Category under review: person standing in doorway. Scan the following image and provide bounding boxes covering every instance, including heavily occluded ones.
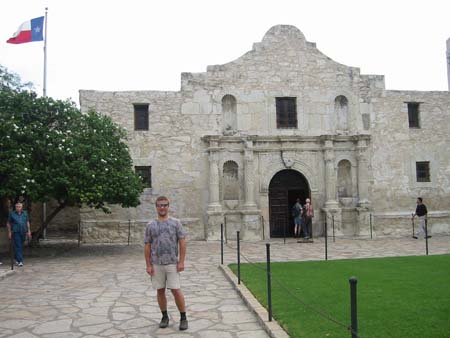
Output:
[302,198,314,240]
[144,196,188,331]
[6,201,31,267]
[412,197,429,239]
[292,198,302,238]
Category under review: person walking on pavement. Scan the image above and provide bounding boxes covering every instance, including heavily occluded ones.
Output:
[301,198,314,240]
[6,201,31,267]
[292,198,302,238]
[412,197,429,239]
[144,196,188,331]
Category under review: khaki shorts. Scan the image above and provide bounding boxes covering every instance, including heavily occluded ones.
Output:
[151,264,181,290]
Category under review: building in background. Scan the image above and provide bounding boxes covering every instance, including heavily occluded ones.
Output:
[75,25,450,241]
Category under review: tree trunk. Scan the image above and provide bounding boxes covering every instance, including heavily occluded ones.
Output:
[31,203,66,245]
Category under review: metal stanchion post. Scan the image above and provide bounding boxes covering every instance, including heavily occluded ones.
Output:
[220,223,224,265]
[237,231,240,285]
[266,243,272,322]
[324,219,328,261]
[425,219,429,256]
[370,213,373,239]
[349,277,358,338]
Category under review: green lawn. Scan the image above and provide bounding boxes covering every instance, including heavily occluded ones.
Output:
[229,255,450,338]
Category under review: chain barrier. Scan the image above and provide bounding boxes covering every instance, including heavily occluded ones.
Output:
[323,213,449,241]
[224,238,374,338]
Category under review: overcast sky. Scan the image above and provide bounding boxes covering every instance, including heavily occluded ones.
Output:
[1,0,449,105]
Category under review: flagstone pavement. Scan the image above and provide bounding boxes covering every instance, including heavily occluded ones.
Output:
[0,235,449,338]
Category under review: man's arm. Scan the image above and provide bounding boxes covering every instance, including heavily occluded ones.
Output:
[144,243,154,276]
[177,238,186,272]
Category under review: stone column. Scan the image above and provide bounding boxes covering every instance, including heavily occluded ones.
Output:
[241,138,260,240]
[208,152,221,211]
[356,139,370,208]
[206,138,223,240]
[243,141,257,209]
[324,139,338,208]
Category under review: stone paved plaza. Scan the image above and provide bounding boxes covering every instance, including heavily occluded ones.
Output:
[0,235,449,338]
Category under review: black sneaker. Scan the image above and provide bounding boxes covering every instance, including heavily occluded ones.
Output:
[159,316,169,328]
[425,235,432,239]
[179,319,188,331]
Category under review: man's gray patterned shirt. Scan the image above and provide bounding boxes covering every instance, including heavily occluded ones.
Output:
[144,217,186,265]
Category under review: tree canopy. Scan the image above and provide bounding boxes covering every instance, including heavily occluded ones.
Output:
[0,65,143,237]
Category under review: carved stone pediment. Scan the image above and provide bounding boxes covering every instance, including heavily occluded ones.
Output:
[281,151,295,168]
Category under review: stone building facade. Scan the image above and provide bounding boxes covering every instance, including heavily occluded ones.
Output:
[78,25,450,242]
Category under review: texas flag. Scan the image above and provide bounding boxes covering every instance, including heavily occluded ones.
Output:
[7,16,44,44]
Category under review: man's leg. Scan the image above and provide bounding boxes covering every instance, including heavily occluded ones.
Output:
[157,288,169,328]
[157,288,168,312]
[417,217,425,238]
[171,289,187,330]
[303,219,310,239]
[13,232,23,264]
[171,289,186,312]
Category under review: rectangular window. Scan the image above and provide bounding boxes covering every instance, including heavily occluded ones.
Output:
[407,102,420,128]
[134,104,149,131]
[276,97,297,129]
[416,161,430,182]
[135,166,152,188]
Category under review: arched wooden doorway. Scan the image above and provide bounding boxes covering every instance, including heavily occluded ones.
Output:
[269,169,310,238]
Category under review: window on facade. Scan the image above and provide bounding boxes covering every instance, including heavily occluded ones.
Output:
[276,97,297,129]
[407,102,420,128]
[135,166,152,188]
[134,104,149,131]
[416,162,430,182]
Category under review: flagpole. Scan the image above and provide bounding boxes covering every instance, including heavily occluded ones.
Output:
[42,7,48,239]
[43,7,48,97]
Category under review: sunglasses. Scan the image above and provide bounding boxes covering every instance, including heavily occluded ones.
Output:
[156,203,169,208]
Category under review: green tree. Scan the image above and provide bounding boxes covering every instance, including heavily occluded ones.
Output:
[0,66,143,240]
[0,65,33,91]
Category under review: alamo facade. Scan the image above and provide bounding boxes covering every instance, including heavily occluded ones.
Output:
[77,25,450,242]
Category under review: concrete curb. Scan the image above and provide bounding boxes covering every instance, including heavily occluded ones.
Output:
[219,264,290,338]
[0,269,16,281]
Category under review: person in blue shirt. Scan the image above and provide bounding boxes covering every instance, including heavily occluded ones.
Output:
[6,202,31,267]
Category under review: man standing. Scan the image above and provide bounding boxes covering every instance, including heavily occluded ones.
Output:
[412,197,429,239]
[6,201,31,267]
[301,198,314,240]
[144,196,188,331]
[292,198,302,238]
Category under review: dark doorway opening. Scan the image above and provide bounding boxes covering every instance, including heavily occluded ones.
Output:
[269,169,310,238]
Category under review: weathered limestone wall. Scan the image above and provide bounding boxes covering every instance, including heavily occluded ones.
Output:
[79,90,208,241]
[181,25,380,138]
[75,25,450,241]
[370,91,450,234]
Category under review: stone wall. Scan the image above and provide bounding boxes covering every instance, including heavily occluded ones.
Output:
[77,25,450,242]
[370,91,450,232]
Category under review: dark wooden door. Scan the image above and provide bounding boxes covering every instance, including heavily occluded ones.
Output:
[268,169,310,238]
[269,189,289,237]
